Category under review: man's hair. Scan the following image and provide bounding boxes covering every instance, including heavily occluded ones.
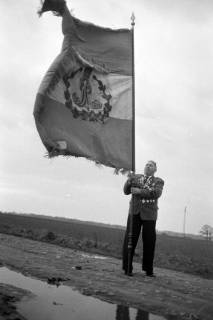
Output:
[148,160,157,169]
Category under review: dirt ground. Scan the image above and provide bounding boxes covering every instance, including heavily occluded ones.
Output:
[0,233,213,320]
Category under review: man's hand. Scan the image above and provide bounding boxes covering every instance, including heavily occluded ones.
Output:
[128,172,137,180]
[131,187,141,195]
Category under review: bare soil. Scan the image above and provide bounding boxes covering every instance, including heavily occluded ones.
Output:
[0,233,212,320]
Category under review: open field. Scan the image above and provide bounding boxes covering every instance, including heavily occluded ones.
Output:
[0,212,213,279]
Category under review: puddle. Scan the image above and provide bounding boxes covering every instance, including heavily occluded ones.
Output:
[0,267,166,320]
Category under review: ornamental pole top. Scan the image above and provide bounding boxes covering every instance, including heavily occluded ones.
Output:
[131,12,135,27]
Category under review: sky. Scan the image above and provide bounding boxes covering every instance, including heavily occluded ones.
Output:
[0,0,213,235]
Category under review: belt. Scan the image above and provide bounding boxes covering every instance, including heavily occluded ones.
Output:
[141,199,155,203]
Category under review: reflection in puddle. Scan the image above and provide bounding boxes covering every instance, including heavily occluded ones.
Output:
[116,305,165,320]
[0,267,166,320]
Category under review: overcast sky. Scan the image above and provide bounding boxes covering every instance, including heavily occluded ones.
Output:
[1,0,213,234]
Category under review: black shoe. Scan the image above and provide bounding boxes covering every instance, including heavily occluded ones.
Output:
[124,270,133,276]
[146,272,156,277]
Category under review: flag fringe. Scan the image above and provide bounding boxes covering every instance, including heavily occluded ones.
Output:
[44,149,130,175]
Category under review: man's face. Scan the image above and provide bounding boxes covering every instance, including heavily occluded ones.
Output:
[144,161,156,176]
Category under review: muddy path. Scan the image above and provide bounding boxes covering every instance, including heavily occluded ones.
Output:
[0,233,212,320]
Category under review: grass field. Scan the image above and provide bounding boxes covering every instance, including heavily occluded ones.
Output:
[0,212,212,279]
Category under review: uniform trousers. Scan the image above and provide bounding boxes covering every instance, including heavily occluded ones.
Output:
[122,213,156,274]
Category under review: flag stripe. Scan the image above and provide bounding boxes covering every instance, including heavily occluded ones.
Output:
[62,8,132,75]
[34,94,132,170]
[40,73,132,121]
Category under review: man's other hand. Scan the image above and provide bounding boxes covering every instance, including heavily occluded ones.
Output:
[131,187,141,195]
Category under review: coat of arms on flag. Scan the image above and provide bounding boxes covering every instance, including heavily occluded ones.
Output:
[34,0,133,172]
[63,66,112,123]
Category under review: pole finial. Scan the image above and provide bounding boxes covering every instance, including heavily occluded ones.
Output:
[131,12,135,27]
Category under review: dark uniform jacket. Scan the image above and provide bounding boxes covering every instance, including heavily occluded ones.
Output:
[124,174,164,220]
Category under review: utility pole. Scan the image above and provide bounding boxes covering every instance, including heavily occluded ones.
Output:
[183,206,187,237]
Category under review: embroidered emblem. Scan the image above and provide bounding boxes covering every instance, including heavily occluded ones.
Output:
[63,67,112,123]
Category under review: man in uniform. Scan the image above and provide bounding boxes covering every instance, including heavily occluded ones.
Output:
[122,160,164,277]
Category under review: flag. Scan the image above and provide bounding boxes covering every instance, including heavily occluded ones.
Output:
[34,3,133,171]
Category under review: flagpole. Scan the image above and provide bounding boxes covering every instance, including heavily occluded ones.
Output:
[127,12,136,276]
[131,12,136,173]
